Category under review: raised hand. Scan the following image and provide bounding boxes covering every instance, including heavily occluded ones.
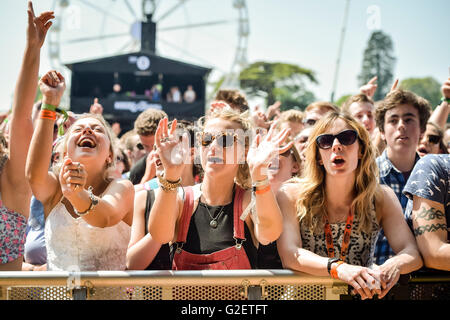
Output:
[59,157,87,197]
[441,77,450,99]
[154,118,190,181]
[390,78,399,92]
[247,123,293,181]
[27,1,54,49]
[251,105,271,129]
[90,98,104,114]
[39,70,66,106]
[359,76,378,98]
[265,101,282,121]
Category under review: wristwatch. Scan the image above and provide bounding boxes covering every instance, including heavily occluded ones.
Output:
[327,257,341,275]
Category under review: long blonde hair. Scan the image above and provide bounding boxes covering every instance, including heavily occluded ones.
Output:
[52,113,118,182]
[197,105,253,189]
[295,111,380,235]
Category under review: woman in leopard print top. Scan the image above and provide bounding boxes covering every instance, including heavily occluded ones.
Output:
[276,111,422,299]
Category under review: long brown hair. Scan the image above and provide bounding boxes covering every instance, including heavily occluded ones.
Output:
[295,111,381,234]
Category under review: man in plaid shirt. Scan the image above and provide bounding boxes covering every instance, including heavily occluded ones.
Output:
[374,90,431,265]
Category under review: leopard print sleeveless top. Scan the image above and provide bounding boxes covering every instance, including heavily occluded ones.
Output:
[300,206,380,267]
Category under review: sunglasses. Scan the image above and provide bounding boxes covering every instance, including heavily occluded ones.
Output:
[136,143,144,150]
[316,129,358,149]
[426,134,441,144]
[303,118,317,127]
[200,132,237,148]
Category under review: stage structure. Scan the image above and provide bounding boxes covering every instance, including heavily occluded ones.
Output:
[65,6,211,133]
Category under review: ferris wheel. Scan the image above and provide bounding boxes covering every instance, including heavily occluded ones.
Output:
[47,0,250,103]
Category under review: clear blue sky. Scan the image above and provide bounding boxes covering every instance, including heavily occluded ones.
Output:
[1,0,449,111]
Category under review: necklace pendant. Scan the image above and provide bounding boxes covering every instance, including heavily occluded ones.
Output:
[210,220,218,228]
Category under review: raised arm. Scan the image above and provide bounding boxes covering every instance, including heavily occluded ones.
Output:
[246,124,291,244]
[148,118,189,243]
[428,77,450,129]
[3,2,53,214]
[25,70,65,206]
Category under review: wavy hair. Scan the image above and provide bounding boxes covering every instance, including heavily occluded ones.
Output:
[52,113,119,182]
[295,111,381,235]
[197,104,253,189]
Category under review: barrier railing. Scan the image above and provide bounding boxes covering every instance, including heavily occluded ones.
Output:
[0,269,448,300]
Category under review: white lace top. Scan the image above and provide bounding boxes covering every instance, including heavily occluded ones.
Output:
[45,200,131,271]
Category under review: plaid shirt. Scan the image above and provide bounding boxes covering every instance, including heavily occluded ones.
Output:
[374,150,421,265]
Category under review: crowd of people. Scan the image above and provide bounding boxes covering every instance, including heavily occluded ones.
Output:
[1,2,449,300]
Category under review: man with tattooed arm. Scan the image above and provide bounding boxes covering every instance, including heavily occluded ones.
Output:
[403,154,450,271]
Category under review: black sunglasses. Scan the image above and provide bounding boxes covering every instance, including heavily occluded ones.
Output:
[136,143,144,150]
[426,134,441,144]
[316,129,358,149]
[303,118,317,126]
[200,132,237,148]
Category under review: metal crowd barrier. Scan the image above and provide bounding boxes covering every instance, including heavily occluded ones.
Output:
[0,269,448,300]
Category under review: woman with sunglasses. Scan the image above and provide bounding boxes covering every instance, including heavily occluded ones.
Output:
[277,111,422,299]
[148,106,291,270]
[417,121,448,157]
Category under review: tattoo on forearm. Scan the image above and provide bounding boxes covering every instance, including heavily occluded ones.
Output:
[414,224,447,236]
[414,207,445,221]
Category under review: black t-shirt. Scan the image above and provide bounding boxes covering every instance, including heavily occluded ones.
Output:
[144,189,172,270]
[129,154,148,185]
[170,198,258,269]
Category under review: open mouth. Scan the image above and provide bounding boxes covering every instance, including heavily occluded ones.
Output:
[77,137,96,148]
[155,158,162,167]
[331,156,345,166]
[417,146,428,155]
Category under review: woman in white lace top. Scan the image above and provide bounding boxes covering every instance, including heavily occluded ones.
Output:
[276,112,422,299]
[26,72,133,271]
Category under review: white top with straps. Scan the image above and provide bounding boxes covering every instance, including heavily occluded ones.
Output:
[45,200,130,271]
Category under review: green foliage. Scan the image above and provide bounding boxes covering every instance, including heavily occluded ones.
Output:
[399,77,441,108]
[239,61,318,110]
[335,94,352,108]
[358,31,396,101]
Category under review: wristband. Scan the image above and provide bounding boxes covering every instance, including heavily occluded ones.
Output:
[441,97,450,104]
[40,109,57,121]
[330,260,344,279]
[41,103,69,136]
[254,184,271,195]
[327,257,341,275]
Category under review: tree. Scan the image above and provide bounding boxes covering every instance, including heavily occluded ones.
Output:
[399,77,441,108]
[358,31,396,101]
[335,94,352,107]
[239,61,318,110]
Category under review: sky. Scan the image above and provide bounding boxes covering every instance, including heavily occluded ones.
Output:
[0,0,449,112]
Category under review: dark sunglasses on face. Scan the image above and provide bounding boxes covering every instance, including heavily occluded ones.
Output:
[316,129,358,150]
[200,132,237,148]
[136,143,144,150]
[426,134,441,144]
[303,118,317,126]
